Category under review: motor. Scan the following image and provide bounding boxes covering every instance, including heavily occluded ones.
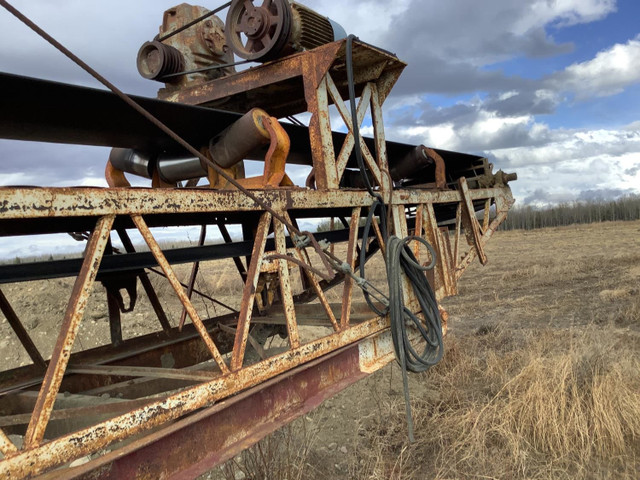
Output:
[225,0,346,62]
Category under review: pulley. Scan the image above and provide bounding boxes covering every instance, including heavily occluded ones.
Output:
[225,0,346,62]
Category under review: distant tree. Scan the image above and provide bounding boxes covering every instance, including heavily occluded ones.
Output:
[500,194,640,231]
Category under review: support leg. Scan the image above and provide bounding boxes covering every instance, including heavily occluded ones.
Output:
[0,289,46,369]
[116,229,172,334]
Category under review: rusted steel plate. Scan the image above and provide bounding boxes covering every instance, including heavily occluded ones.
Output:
[160,39,404,117]
[0,187,513,220]
[46,346,368,480]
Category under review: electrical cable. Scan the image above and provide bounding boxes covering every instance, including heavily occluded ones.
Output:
[386,236,443,441]
[346,34,444,442]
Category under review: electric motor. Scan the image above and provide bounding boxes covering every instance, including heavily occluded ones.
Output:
[225,0,346,62]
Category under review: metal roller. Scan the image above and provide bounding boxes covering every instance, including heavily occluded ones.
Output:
[109,148,206,184]
[208,108,271,167]
[108,108,273,183]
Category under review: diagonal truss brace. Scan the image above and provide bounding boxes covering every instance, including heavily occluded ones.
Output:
[24,214,115,448]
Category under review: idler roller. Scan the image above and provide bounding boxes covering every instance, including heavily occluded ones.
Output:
[108,108,273,183]
[389,145,436,182]
[208,108,271,167]
[108,148,205,184]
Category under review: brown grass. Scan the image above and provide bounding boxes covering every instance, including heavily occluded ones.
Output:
[209,220,640,479]
[6,221,637,477]
[350,221,640,479]
[353,325,640,479]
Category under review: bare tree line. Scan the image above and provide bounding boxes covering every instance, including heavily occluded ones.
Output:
[500,194,640,231]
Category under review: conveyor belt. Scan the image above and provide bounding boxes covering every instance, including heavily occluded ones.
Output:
[0,72,482,171]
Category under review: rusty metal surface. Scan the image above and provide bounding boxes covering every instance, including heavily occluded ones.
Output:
[0,7,518,478]
[46,346,370,480]
[273,217,301,347]
[0,428,17,457]
[231,212,272,371]
[161,40,405,116]
[0,311,236,397]
[0,163,515,480]
[132,215,230,375]
[225,0,292,62]
[178,225,206,330]
[65,365,218,383]
[458,176,488,265]
[340,207,362,328]
[0,314,390,479]
[0,186,513,221]
[23,215,115,449]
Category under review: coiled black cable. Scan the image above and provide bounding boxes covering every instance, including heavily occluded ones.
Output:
[386,235,444,441]
[346,34,444,442]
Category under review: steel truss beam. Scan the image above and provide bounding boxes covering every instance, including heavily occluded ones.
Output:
[0,22,515,478]
[0,185,513,479]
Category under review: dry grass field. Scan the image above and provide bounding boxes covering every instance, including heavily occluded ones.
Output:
[1,221,639,479]
[216,220,640,480]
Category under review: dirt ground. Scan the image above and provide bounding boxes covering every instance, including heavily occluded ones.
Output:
[1,220,639,478]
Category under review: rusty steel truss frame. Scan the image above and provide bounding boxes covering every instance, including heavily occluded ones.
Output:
[0,184,513,479]
[0,31,514,479]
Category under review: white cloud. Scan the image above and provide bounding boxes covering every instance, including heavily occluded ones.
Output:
[490,124,640,168]
[488,124,640,202]
[513,0,616,33]
[0,0,637,212]
[0,172,36,186]
[393,110,545,152]
[548,35,640,98]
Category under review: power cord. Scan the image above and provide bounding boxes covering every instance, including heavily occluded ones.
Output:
[346,34,444,442]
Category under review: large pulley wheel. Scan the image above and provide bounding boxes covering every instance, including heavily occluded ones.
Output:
[225,0,292,62]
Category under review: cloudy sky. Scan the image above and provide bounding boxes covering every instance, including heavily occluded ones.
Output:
[1,0,639,256]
